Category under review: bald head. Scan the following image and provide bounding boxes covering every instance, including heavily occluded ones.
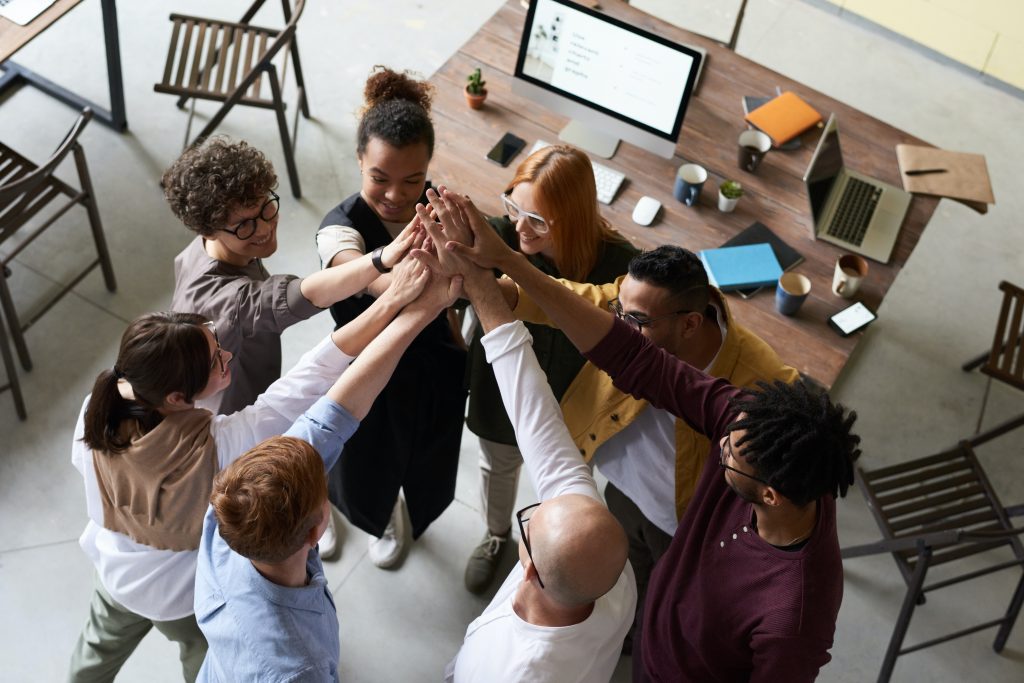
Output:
[527,494,628,607]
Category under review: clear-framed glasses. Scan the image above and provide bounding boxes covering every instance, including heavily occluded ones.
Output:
[219,191,280,240]
[607,298,692,331]
[203,321,227,374]
[719,432,771,486]
[516,502,545,589]
[501,193,549,234]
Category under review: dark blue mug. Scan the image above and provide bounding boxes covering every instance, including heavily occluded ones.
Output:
[776,273,811,316]
[674,164,707,207]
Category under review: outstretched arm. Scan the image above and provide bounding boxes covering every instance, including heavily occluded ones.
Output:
[329,269,462,420]
[301,217,424,307]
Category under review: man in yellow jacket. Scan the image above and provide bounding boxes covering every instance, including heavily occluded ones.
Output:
[512,246,799,655]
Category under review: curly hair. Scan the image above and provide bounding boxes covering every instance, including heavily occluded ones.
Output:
[161,136,278,236]
[211,436,328,563]
[728,380,861,507]
[357,66,435,158]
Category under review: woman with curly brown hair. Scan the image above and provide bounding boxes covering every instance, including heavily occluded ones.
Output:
[315,66,468,569]
[165,137,422,558]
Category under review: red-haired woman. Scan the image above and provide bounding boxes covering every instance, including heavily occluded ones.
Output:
[462,144,637,593]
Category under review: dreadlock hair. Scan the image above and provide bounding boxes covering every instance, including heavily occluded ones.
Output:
[727,380,861,507]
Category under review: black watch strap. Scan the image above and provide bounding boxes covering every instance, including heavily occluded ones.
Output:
[371,246,392,273]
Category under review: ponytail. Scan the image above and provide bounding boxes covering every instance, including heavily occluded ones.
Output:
[82,370,162,454]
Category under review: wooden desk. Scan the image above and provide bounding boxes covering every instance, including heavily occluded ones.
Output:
[426,0,938,389]
[0,0,126,130]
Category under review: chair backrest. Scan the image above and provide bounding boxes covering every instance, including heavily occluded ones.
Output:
[0,108,92,240]
[856,441,1024,582]
[982,281,1024,392]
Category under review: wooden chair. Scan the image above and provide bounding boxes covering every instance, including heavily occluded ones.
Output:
[962,281,1024,437]
[154,0,309,198]
[0,108,117,420]
[842,429,1024,682]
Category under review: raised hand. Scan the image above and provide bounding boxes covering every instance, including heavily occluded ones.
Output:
[384,256,430,309]
[380,214,426,269]
[408,268,463,316]
[437,190,518,271]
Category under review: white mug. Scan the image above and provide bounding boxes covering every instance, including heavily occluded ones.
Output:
[832,254,869,298]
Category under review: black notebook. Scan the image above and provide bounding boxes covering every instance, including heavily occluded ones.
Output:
[719,222,804,298]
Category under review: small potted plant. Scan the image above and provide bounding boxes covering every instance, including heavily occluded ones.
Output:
[718,180,743,212]
[465,68,487,110]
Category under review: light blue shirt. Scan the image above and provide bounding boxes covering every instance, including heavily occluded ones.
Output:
[195,397,360,682]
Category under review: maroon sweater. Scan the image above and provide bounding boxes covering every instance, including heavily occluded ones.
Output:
[585,318,843,682]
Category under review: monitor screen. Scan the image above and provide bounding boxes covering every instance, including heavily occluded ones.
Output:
[804,115,844,222]
[514,0,701,154]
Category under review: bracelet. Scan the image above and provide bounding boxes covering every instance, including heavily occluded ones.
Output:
[371,246,391,274]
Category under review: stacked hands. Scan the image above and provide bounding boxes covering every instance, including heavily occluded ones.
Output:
[408,186,515,293]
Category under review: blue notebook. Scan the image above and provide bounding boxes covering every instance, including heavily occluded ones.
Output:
[699,243,783,292]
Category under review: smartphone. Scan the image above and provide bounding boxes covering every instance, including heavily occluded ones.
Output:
[828,302,877,337]
[487,132,527,167]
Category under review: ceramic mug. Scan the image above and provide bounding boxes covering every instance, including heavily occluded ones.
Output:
[832,254,869,298]
[776,272,811,316]
[674,164,707,207]
[738,130,772,173]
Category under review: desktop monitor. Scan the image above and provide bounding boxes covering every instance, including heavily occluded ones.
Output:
[513,0,703,159]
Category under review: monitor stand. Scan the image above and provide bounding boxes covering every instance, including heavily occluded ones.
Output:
[558,120,620,159]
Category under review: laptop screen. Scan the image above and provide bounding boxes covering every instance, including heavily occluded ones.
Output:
[804,115,844,223]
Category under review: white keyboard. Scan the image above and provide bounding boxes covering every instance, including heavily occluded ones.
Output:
[529,140,625,205]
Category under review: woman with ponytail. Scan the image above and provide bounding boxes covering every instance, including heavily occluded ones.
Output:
[68,258,429,682]
[315,66,467,569]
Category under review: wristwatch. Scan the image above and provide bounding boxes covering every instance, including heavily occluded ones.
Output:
[371,246,392,274]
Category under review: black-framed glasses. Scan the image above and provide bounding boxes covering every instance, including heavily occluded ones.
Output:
[219,191,280,240]
[719,432,771,486]
[501,193,549,234]
[516,502,545,589]
[608,298,692,331]
[203,321,227,374]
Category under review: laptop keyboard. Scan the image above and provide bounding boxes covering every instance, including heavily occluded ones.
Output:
[826,177,882,246]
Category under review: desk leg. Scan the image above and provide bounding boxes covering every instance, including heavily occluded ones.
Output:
[0,0,127,131]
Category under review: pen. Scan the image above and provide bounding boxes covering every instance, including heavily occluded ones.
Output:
[905,168,947,176]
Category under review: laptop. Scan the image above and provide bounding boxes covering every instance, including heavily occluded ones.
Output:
[803,113,911,264]
[0,0,55,26]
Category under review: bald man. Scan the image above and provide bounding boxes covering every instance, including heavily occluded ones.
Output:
[435,206,636,683]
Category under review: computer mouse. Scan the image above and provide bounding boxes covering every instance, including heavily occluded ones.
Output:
[632,196,661,226]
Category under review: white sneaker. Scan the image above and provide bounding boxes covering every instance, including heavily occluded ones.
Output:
[318,505,341,561]
[368,497,408,569]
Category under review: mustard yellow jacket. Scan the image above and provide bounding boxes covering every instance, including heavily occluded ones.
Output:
[513,276,799,520]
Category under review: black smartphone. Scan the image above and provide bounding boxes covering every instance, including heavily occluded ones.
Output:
[828,302,877,337]
[486,132,527,167]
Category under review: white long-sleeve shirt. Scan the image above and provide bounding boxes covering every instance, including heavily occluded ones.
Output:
[71,335,353,621]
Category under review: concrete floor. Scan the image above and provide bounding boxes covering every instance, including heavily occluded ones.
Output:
[1,0,1022,681]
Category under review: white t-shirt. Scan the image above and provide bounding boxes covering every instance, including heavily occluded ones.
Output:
[447,562,636,683]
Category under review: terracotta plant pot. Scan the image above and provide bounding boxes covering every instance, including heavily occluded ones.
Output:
[465,87,487,110]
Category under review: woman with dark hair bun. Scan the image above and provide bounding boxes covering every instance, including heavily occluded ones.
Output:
[67,263,427,681]
[315,65,466,569]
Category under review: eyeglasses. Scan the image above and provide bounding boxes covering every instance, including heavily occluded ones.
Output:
[516,502,545,589]
[719,432,771,486]
[501,193,549,234]
[608,298,692,331]
[219,192,280,240]
[203,321,227,374]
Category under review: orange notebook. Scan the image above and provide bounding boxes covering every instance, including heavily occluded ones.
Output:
[744,92,822,146]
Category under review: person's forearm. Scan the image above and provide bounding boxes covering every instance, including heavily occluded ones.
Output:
[328,306,436,420]
[329,289,405,357]
[498,251,614,354]
[300,253,380,308]
[465,272,515,333]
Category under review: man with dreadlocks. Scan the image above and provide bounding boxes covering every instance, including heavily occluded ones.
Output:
[427,188,862,683]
